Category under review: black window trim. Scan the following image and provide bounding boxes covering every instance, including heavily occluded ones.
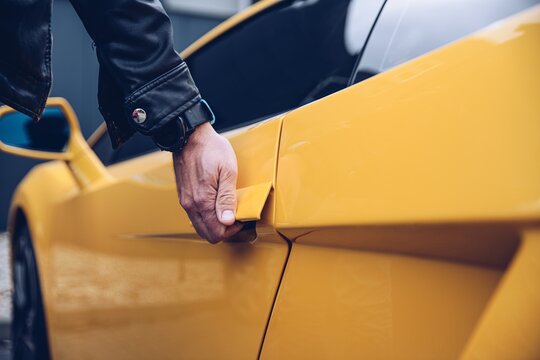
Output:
[347,0,389,86]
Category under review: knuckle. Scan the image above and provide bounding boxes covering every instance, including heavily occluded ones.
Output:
[206,231,223,244]
[194,228,206,240]
[207,224,226,244]
[222,165,238,179]
[192,193,204,206]
[207,236,221,245]
[200,209,217,222]
[192,193,207,207]
[225,165,238,177]
[179,196,194,210]
[217,191,236,206]
[193,193,215,211]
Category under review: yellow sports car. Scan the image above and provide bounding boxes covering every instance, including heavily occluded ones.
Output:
[1,0,539,359]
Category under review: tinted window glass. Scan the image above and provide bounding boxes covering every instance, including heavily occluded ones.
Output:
[110,132,157,164]
[91,131,157,166]
[92,0,388,165]
[91,131,114,165]
[187,0,385,131]
[354,0,539,81]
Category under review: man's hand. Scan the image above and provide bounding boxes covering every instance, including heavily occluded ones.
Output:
[173,122,243,243]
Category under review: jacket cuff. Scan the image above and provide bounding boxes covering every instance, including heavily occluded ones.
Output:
[124,62,201,135]
[0,60,51,121]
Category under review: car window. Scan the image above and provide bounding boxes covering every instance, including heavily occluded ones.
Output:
[91,130,114,166]
[353,0,539,82]
[91,130,157,166]
[92,0,387,165]
[186,0,385,131]
[110,132,157,164]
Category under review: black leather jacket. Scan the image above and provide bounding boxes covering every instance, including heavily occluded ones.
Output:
[0,0,201,148]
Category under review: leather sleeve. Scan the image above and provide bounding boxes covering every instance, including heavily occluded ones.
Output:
[0,0,52,120]
[69,0,201,144]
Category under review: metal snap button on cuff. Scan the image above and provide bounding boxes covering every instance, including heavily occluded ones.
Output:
[132,108,147,124]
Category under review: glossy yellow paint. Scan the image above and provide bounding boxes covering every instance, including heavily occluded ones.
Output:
[8,107,287,359]
[86,121,107,148]
[236,181,273,221]
[460,229,540,360]
[263,6,540,360]
[0,98,111,188]
[261,243,503,360]
[0,98,80,161]
[275,6,540,230]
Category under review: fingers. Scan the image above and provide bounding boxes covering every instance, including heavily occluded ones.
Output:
[200,206,227,244]
[180,185,240,244]
[190,210,243,244]
[173,125,242,244]
[222,222,244,239]
[215,166,238,226]
[188,210,213,242]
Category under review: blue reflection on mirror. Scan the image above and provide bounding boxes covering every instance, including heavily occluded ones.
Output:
[0,107,70,153]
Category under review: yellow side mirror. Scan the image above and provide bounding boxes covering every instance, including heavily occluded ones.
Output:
[0,97,110,188]
[0,97,82,161]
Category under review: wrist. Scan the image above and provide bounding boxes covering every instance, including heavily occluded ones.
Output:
[173,122,215,156]
[153,99,215,152]
[188,122,215,145]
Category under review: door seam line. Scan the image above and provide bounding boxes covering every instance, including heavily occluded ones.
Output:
[257,232,292,360]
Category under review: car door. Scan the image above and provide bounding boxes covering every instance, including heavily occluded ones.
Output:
[45,1,386,359]
[48,118,286,360]
[263,0,540,359]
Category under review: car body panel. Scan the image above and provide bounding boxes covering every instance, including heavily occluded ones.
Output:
[10,117,289,360]
[261,243,503,360]
[275,6,540,232]
[460,229,540,360]
[263,6,540,360]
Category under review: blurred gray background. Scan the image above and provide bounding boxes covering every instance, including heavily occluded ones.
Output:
[0,0,244,231]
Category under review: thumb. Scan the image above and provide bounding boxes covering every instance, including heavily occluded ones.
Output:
[216,169,237,226]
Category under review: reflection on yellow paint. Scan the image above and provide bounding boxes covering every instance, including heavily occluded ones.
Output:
[262,244,503,360]
[53,246,225,313]
[22,115,291,360]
